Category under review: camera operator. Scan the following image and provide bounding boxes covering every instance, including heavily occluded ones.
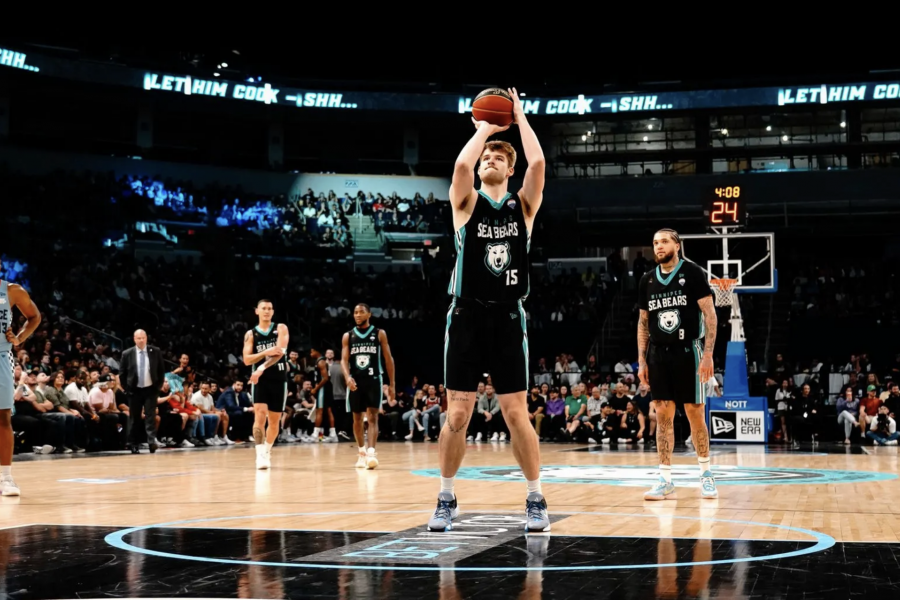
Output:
[865,405,898,446]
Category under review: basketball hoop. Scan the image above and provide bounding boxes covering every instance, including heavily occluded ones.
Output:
[710,278,738,307]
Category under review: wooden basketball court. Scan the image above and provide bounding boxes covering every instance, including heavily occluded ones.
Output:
[2,440,898,598]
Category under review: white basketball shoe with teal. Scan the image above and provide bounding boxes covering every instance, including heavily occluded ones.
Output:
[700,470,718,499]
[644,476,676,500]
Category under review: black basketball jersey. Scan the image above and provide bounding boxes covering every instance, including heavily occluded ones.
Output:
[250,323,287,382]
[447,190,531,303]
[313,356,332,397]
[638,259,712,346]
[347,326,382,382]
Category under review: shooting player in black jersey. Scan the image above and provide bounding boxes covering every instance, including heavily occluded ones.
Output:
[429,88,550,533]
[341,303,396,470]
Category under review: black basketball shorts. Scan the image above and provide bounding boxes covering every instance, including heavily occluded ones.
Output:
[251,380,288,413]
[347,378,382,413]
[444,297,529,395]
[647,340,707,406]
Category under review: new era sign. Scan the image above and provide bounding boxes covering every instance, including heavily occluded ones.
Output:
[709,410,765,442]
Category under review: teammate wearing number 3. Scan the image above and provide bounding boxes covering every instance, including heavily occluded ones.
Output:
[430,88,550,533]
[637,229,719,500]
[342,303,395,470]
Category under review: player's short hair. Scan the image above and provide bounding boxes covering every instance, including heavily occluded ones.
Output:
[257,299,273,307]
[482,141,517,169]
[355,303,371,313]
[655,228,681,245]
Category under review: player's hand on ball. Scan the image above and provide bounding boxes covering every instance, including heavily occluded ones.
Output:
[508,88,525,123]
[471,117,509,135]
[698,354,714,383]
[637,360,649,387]
[347,377,357,391]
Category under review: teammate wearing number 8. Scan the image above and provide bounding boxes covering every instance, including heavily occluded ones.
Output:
[638,229,719,500]
[432,87,550,533]
[341,303,395,470]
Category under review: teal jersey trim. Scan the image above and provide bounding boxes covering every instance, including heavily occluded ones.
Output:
[655,260,685,286]
[478,190,511,210]
[443,299,456,384]
[353,326,374,339]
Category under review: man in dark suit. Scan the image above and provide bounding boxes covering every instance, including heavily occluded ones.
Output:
[215,380,254,441]
[119,329,166,453]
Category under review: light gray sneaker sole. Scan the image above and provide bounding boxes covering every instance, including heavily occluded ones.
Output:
[427,507,460,531]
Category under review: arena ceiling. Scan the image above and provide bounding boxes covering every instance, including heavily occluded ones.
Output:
[4,35,895,96]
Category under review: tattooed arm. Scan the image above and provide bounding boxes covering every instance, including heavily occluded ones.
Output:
[697,296,717,382]
[637,309,651,386]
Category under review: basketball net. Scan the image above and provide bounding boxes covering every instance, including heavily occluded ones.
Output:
[711,278,745,342]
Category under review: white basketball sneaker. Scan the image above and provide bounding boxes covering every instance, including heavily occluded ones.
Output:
[0,476,20,496]
[366,447,379,470]
[356,450,367,469]
[255,445,268,470]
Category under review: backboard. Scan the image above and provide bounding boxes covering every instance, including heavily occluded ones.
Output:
[679,232,777,294]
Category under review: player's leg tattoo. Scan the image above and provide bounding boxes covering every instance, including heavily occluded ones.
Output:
[253,426,264,445]
[445,411,471,434]
[444,391,472,433]
[656,401,674,466]
[693,425,710,458]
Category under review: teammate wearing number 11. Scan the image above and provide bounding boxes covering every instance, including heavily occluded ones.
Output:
[243,299,289,471]
[431,88,550,533]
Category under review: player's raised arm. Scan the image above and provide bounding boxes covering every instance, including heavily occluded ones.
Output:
[450,119,508,209]
[509,88,545,216]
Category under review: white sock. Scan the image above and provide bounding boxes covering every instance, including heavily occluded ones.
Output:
[659,464,672,483]
[329,428,336,437]
[698,457,710,473]
[1,466,10,477]
[526,479,542,495]
[313,427,321,436]
[265,441,273,451]
[358,446,365,454]
[440,476,455,495]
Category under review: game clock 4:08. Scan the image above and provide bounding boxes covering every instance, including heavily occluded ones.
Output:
[707,185,743,226]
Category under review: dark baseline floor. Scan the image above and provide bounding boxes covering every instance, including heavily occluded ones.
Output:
[1,524,897,599]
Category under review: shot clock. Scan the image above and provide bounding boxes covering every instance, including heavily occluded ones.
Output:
[705,185,745,228]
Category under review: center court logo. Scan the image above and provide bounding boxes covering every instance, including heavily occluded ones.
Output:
[411,465,897,487]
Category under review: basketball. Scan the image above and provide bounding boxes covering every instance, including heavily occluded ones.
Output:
[472,88,514,126]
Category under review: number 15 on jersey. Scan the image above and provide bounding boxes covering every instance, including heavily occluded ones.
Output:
[505,269,518,286]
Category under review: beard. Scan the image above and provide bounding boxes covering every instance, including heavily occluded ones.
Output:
[655,248,676,264]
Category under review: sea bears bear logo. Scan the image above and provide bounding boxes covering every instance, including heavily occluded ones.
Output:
[658,309,681,333]
[485,242,511,276]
